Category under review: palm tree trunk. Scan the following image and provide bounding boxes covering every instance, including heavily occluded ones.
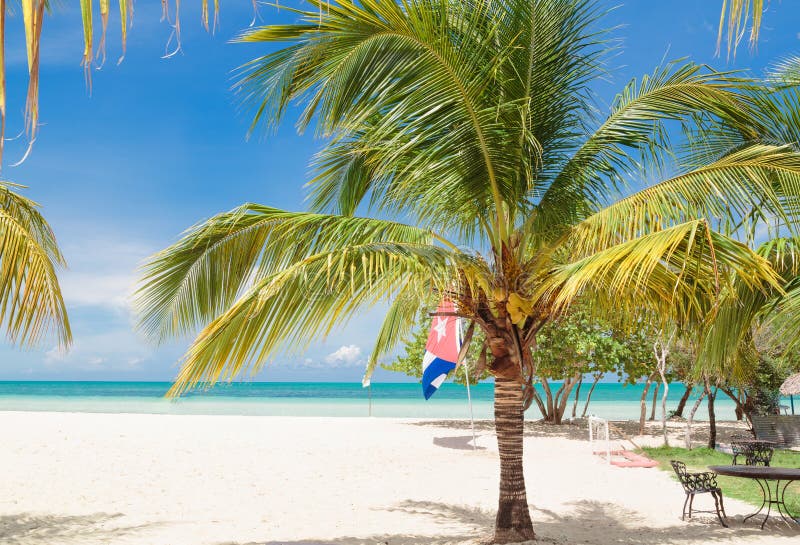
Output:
[494,376,535,543]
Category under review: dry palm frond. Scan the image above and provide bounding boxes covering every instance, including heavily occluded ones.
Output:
[717,0,764,59]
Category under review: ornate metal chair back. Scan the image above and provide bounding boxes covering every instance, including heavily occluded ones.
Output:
[670,460,693,492]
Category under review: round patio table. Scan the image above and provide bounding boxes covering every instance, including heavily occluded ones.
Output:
[709,465,800,529]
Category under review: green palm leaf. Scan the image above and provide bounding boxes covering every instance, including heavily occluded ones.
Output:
[0,182,70,348]
[534,220,780,327]
[135,203,452,343]
[165,239,476,396]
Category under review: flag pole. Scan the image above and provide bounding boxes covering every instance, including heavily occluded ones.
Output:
[463,360,477,450]
[362,374,372,417]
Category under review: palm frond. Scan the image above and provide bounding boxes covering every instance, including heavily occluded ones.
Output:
[166,240,474,396]
[134,203,454,343]
[534,220,780,328]
[533,62,756,238]
[563,144,800,255]
[717,0,764,59]
[234,0,538,241]
[0,182,70,348]
[363,281,421,380]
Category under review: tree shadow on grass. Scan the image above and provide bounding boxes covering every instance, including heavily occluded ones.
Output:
[216,498,797,545]
[0,512,160,545]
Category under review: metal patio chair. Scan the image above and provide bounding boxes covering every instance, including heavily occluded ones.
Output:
[670,460,728,527]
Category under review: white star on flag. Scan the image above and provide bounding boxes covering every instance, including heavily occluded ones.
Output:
[433,317,447,342]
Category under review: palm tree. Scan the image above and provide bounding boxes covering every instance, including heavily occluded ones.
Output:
[134,1,800,541]
[0,181,70,349]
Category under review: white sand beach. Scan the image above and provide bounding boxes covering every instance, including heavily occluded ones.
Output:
[0,411,796,545]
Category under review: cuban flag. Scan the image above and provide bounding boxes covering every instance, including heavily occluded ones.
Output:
[422,301,462,399]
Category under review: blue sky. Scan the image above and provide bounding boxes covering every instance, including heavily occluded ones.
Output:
[0,1,798,382]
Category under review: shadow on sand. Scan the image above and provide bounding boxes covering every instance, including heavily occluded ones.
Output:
[0,512,159,545]
[433,435,486,451]
[216,498,798,545]
[409,419,752,443]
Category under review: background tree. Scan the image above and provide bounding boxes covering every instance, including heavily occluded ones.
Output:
[668,339,698,419]
[533,307,627,424]
[134,2,800,541]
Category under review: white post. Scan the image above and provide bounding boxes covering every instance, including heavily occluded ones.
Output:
[463,363,477,450]
[362,374,372,417]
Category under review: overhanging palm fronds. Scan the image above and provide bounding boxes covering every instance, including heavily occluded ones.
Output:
[0,181,69,349]
[533,61,757,234]
[534,221,780,325]
[697,236,800,381]
[134,203,454,344]
[566,144,800,252]
[163,238,477,396]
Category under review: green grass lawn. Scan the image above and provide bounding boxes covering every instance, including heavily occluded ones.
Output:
[642,446,800,516]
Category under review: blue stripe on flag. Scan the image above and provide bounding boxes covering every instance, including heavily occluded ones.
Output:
[422,356,456,400]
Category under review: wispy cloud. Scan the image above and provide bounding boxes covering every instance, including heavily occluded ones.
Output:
[59,237,154,312]
[43,327,153,372]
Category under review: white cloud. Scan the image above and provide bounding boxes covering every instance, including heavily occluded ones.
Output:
[58,238,155,312]
[60,272,136,310]
[324,344,362,366]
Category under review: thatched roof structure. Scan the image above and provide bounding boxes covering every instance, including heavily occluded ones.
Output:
[780,373,800,396]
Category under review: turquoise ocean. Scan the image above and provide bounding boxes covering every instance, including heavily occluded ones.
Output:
[0,381,793,420]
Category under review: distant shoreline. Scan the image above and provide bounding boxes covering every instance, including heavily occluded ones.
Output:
[0,380,773,421]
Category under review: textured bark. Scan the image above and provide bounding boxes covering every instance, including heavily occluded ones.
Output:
[685,390,706,449]
[581,374,602,418]
[555,373,581,424]
[705,378,718,449]
[649,382,659,421]
[571,376,583,419]
[674,384,693,418]
[540,374,580,424]
[494,377,535,543]
[720,387,745,421]
[639,374,655,435]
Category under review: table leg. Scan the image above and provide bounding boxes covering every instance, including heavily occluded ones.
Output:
[761,478,774,530]
[776,480,799,525]
[743,478,768,525]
